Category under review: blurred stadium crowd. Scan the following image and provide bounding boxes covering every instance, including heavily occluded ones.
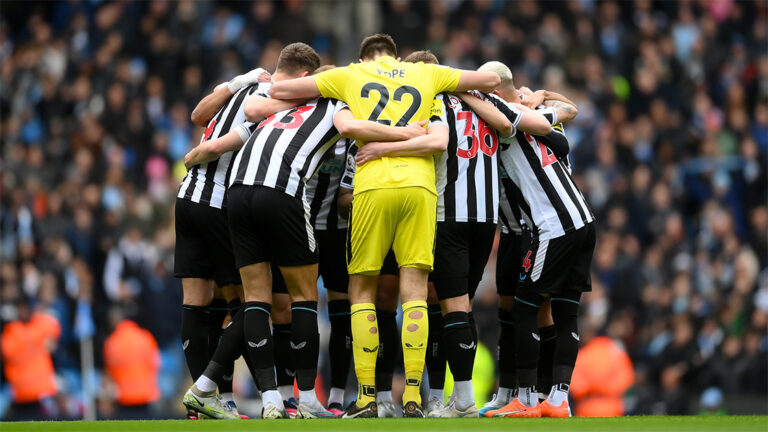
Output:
[1,0,766,420]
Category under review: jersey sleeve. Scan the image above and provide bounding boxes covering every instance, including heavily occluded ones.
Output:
[426,64,462,93]
[340,142,357,190]
[315,66,353,100]
[486,93,522,137]
[427,94,448,129]
[537,106,558,126]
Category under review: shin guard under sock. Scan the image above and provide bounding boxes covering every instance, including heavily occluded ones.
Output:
[350,303,378,407]
[328,300,352,390]
[401,300,428,405]
[291,301,320,391]
[243,301,276,392]
[181,304,209,381]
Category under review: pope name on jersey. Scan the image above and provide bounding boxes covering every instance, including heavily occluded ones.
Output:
[178,82,269,209]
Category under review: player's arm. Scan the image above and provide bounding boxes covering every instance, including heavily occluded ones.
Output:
[270,76,321,100]
[520,88,578,124]
[191,68,270,126]
[454,92,513,137]
[190,83,232,126]
[454,70,501,93]
[513,103,553,136]
[333,109,427,142]
[244,96,309,123]
[537,125,570,158]
[184,125,253,168]
[356,124,449,165]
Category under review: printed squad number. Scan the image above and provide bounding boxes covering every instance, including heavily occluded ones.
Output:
[260,105,314,130]
[456,111,498,159]
[361,82,422,126]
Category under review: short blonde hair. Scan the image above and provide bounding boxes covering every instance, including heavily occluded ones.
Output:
[478,61,514,88]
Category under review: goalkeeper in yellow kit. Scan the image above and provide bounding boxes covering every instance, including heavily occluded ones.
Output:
[271,34,500,418]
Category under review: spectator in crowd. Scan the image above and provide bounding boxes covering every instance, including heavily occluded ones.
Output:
[0,0,765,418]
[1,298,61,420]
[103,307,161,420]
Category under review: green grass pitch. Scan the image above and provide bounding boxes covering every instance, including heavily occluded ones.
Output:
[2,417,767,432]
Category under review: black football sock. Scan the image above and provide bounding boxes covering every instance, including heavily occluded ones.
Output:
[375,309,398,392]
[207,298,229,392]
[425,304,445,390]
[328,300,352,389]
[205,303,245,389]
[441,311,475,382]
[538,325,556,398]
[551,294,581,387]
[498,308,517,389]
[512,294,542,403]
[181,304,209,381]
[273,323,294,389]
[291,301,320,391]
[243,301,277,392]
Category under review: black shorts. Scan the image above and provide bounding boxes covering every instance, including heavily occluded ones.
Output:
[381,249,398,276]
[517,223,596,295]
[316,229,349,293]
[228,185,318,268]
[174,198,241,287]
[496,230,522,297]
[431,221,497,301]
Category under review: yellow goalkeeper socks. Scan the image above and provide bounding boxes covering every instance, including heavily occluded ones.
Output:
[350,303,378,407]
[401,300,428,405]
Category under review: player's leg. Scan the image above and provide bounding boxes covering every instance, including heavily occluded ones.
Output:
[541,224,595,418]
[271,277,297,418]
[393,187,437,417]
[374,254,400,418]
[318,228,352,415]
[174,199,217,386]
[180,278,214,383]
[424,284,444,415]
[429,222,472,417]
[537,299,555,402]
[343,189,395,418]
[482,230,522,415]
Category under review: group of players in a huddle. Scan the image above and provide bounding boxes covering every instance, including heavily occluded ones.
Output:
[174,33,595,420]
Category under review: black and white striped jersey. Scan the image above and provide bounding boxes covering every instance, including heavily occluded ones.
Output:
[498,165,523,235]
[177,82,270,209]
[305,138,353,230]
[228,98,347,202]
[429,92,514,223]
[492,98,595,241]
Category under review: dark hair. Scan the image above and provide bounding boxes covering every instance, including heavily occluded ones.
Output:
[313,64,335,75]
[276,43,321,75]
[403,50,439,65]
[359,33,397,60]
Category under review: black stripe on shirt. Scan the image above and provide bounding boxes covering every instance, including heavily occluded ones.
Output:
[444,102,458,221]
[276,99,331,191]
[517,135,574,232]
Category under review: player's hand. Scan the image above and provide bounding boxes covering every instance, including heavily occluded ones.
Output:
[228,67,268,93]
[522,89,545,108]
[184,149,196,169]
[404,120,427,138]
[258,71,271,82]
[518,86,534,96]
[356,142,386,165]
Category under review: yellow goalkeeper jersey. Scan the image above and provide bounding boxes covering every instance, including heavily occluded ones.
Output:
[314,56,461,195]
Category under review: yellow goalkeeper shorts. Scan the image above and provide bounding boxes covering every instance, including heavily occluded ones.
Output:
[346,187,437,275]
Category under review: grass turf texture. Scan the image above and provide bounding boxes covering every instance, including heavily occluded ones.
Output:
[2,417,766,432]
